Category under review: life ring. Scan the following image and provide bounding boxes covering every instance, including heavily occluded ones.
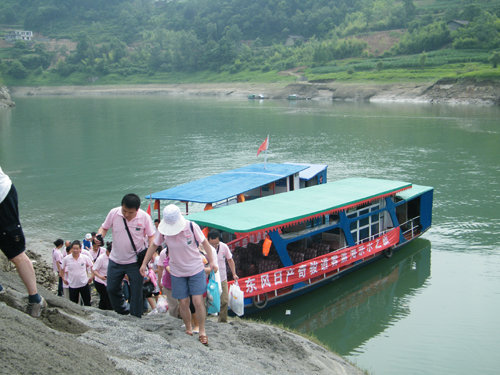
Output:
[384,247,393,258]
[252,294,268,309]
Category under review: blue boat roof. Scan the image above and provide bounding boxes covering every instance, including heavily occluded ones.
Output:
[285,162,327,181]
[146,163,309,204]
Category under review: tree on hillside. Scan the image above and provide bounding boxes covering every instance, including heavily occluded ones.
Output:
[490,51,500,68]
[391,21,451,54]
[452,11,500,49]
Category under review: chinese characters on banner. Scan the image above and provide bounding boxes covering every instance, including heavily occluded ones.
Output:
[229,227,400,298]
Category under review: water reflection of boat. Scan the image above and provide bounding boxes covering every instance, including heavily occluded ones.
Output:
[254,239,431,355]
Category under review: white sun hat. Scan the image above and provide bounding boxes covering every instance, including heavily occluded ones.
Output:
[158,204,187,236]
[85,233,92,240]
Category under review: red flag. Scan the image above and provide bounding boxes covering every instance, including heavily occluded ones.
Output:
[146,203,151,216]
[153,199,160,210]
[257,136,269,156]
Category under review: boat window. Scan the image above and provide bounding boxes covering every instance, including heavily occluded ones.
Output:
[230,240,283,281]
[348,201,384,244]
[360,216,369,227]
[285,227,344,264]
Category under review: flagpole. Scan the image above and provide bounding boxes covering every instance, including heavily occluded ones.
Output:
[148,191,152,217]
[264,135,269,169]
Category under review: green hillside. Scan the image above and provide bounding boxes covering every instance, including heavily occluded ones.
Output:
[0,0,499,85]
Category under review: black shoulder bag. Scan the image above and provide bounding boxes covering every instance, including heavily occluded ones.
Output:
[123,217,148,266]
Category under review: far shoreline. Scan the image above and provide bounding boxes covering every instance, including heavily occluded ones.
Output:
[7,80,500,105]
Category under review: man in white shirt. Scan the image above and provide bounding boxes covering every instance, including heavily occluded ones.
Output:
[207,230,238,323]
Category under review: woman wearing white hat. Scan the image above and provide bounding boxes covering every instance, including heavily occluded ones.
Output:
[140,204,217,346]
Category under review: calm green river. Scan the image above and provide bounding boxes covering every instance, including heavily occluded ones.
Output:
[1,95,499,374]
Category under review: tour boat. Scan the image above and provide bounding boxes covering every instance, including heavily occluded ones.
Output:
[145,162,328,218]
[187,177,433,314]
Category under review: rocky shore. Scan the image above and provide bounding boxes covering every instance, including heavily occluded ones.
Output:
[0,86,15,108]
[6,78,500,105]
[0,252,364,375]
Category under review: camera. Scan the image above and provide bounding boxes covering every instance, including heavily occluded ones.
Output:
[96,234,104,244]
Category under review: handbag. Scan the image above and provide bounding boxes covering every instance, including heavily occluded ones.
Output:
[123,217,147,266]
[206,270,221,314]
[229,282,244,316]
[143,281,155,298]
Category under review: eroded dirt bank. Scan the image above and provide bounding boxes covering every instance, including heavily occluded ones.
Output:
[7,79,500,105]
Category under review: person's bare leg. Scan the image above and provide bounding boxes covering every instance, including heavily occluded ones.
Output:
[192,294,207,337]
[10,252,37,295]
[147,296,156,310]
[192,312,199,333]
[178,297,192,334]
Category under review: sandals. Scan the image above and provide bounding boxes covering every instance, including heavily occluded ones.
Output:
[199,334,208,346]
[185,328,208,345]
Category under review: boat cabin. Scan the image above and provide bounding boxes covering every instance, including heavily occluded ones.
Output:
[146,162,327,216]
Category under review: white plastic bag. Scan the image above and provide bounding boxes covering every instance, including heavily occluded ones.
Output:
[156,295,169,313]
[228,282,244,316]
[214,268,222,294]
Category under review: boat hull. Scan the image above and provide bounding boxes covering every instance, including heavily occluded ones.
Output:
[237,228,429,315]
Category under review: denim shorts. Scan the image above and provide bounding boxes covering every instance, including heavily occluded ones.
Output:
[171,269,207,300]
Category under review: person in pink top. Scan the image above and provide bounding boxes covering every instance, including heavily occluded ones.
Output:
[96,193,156,318]
[140,204,217,346]
[92,241,112,310]
[89,240,106,263]
[157,247,180,318]
[207,230,238,323]
[52,238,65,296]
[60,240,93,306]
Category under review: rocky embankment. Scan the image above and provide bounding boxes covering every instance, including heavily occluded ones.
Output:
[0,252,364,375]
[7,78,500,105]
[0,86,15,108]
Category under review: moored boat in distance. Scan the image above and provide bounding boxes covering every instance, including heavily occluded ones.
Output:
[248,94,268,99]
[187,177,433,314]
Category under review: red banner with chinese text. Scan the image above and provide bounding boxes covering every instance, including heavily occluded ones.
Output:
[229,227,400,298]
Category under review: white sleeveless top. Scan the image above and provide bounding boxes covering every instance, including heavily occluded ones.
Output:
[0,166,13,203]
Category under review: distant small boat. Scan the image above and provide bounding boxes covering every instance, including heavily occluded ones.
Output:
[248,94,267,99]
[288,94,310,100]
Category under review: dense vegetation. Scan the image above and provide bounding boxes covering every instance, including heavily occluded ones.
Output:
[0,0,499,85]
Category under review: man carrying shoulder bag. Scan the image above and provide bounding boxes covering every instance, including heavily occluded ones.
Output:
[96,193,155,318]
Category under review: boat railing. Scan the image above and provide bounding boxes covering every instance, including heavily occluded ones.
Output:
[357,228,394,246]
[400,216,421,240]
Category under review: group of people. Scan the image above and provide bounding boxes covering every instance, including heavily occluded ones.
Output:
[53,193,238,346]
[51,234,112,309]
[1,163,237,346]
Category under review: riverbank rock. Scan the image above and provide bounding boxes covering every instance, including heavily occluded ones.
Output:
[9,78,498,105]
[0,86,15,108]
[0,252,364,375]
[420,78,500,105]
